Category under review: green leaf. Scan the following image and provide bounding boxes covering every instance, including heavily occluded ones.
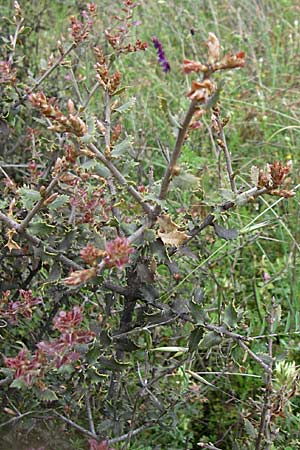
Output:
[214,223,238,240]
[94,162,111,178]
[58,230,76,251]
[139,284,159,303]
[224,303,238,329]
[98,357,130,371]
[111,86,127,97]
[39,388,58,402]
[143,229,157,243]
[244,418,257,438]
[114,97,136,113]
[172,172,200,190]
[48,194,69,211]
[19,26,32,36]
[80,133,95,144]
[28,220,56,237]
[115,338,139,352]
[111,136,133,158]
[188,327,203,352]
[18,186,41,209]
[10,378,28,389]
[188,300,207,325]
[200,331,222,349]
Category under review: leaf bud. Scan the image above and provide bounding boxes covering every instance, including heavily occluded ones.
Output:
[171,165,181,176]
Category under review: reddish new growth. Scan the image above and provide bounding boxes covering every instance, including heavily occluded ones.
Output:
[4,349,42,386]
[38,306,95,368]
[89,439,115,450]
[29,92,87,137]
[53,305,83,332]
[256,161,295,198]
[0,60,17,84]
[183,32,245,77]
[70,185,110,224]
[104,236,135,269]
[80,244,106,265]
[5,306,94,383]
[94,46,122,94]
[104,0,147,54]
[69,3,97,44]
[0,289,42,324]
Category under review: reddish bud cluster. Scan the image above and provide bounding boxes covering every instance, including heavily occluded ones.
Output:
[94,46,122,94]
[29,92,87,137]
[257,161,294,198]
[65,144,78,163]
[111,123,122,144]
[183,33,245,81]
[104,236,135,269]
[4,306,94,383]
[63,268,97,286]
[0,290,42,324]
[103,1,147,55]
[38,306,94,368]
[105,30,147,54]
[187,79,216,102]
[80,244,106,265]
[0,60,17,85]
[70,185,109,224]
[69,4,97,44]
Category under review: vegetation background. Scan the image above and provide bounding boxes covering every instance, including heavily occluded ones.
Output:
[0,0,300,449]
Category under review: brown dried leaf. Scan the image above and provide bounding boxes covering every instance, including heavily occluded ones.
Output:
[5,229,21,252]
[157,214,188,247]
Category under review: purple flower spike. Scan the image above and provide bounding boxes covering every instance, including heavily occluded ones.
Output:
[152,37,171,73]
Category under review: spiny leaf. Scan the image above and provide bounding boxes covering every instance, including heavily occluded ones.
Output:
[18,186,41,209]
[214,222,238,240]
[189,327,203,352]
[98,357,130,371]
[39,389,58,402]
[114,97,136,113]
[111,136,134,157]
[48,194,69,211]
[200,331,222,349]
[224,302,238,329]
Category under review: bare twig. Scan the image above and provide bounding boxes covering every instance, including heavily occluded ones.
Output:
[108,422,156,445]
[239,340,272,374]
[53,411,97,439]
[0,410,37,429]
[18,173,61,232]
[29,43,76,94]
[87,142,154,216]
[159,100,197,200]
[255,297,275,450]
[0,211,82,270]
[85,391,96,435]
[213,108,237,193]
